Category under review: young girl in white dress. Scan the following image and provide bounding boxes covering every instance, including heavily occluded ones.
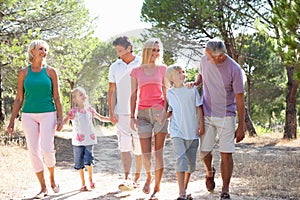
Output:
[57,86,110,191]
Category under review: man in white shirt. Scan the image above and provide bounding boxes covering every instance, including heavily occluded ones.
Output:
[108,36,142,191]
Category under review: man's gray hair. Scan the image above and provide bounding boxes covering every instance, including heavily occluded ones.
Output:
[206,38,227,56]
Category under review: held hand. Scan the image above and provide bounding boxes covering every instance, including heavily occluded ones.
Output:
[235,126,245,143]
[56,122,63,131]
[56,120,64,131]
[186,81,195,89]
[7,122,15,135]
[110,113,118,124]
[130,118,137,131]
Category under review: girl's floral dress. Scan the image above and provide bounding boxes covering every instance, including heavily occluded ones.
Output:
[68,107,97,146]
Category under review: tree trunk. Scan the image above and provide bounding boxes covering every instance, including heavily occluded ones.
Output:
[284,66,298,139]
[245,107,257,136]
[0,66,6,125]
[223,37,257,137]
[246,76,251,115]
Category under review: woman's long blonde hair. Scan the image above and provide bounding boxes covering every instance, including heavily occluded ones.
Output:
[141,38,163,65]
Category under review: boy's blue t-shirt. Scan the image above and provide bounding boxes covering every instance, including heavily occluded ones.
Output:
[167,86,202,140]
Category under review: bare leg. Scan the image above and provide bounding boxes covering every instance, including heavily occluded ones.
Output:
[220,152,233,194]
[184,172,191,191]
[48,166,57,189]
[120,151,132,180]
[86,165,94,185]
[36,170,47,193]
[134,154,142,183]
[176,172,185,197]
[152,132,167,194]
[200,151,213,177]
[79,169,85,186]
[139,134,152,194]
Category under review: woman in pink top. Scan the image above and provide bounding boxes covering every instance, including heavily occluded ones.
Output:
[130,38,168,199]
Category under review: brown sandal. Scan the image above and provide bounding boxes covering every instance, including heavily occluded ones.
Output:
[220,192,231,200]
[205,167,216,192]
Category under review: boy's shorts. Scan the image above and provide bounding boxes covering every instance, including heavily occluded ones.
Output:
[116,115,141,155]
[200,116,235,153]
[172,137,199,172]
[137,108,168,139]
[73,145,94,170]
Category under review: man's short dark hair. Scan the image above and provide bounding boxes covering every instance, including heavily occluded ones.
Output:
[112,36,133,52]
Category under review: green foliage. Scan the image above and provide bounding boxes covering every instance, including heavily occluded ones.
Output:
[254,124,271,136]
[1,0,93,96]
[185,68,198,83]
[256,0,300,79]
[239,33,286,124]
[0,0,100,120]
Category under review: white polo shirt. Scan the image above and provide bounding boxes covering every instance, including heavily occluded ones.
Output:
[108,56,141,115]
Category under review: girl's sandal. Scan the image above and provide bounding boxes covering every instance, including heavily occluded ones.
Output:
[90,182,96,189]
[80,185,88,192]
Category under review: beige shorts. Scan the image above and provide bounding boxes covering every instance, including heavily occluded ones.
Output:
[137,108,168,139]
[200,116,235,153]
[116,115,142,155]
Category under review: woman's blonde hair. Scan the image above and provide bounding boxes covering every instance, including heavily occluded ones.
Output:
[28,40,49,64]
[166,65,183,87]
[141,38,163,65]
[71,86,89,108]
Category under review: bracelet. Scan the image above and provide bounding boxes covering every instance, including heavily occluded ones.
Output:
[130,116,135,119]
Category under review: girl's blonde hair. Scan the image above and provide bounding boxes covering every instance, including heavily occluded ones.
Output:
[71,86,89,108]
[141,38,163,65]
[166,65,183,87]
[28,40,49,64]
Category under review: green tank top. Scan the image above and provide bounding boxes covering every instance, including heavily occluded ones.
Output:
[22,65,56,113]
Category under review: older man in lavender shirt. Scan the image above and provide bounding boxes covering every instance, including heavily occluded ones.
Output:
[194,38,245,200]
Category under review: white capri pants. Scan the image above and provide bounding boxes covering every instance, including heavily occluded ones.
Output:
[22,111,57,172]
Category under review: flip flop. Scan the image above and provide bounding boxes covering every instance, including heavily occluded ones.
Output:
[35,190,48,199]
[118,180,134,191]
[142,182,151,194]
[149,191,160,200]
[51,184,60,193]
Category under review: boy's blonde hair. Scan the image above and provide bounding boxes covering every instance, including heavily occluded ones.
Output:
[166,65,183,87]
[141,38,163,65]
[71,86,89,108]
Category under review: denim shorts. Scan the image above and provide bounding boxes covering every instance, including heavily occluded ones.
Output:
[172,138,199,172]
[73,145,94,170]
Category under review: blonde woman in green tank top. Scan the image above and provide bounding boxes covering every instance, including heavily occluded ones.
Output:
[7,40,63,198]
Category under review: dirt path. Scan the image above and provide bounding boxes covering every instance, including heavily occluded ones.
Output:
[0,128,299,200]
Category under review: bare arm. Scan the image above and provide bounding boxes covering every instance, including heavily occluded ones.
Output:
[186,73,202,89]
[47,67,63,125]
[194,73,202,86]
[56,115,70,131]
[7,68,26,134]
[235,93,245,143]
[157,76,168,124]
[198,105,205,136]
[94,112,111,123]
[108,82,118,124]
[130,77,138,131]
